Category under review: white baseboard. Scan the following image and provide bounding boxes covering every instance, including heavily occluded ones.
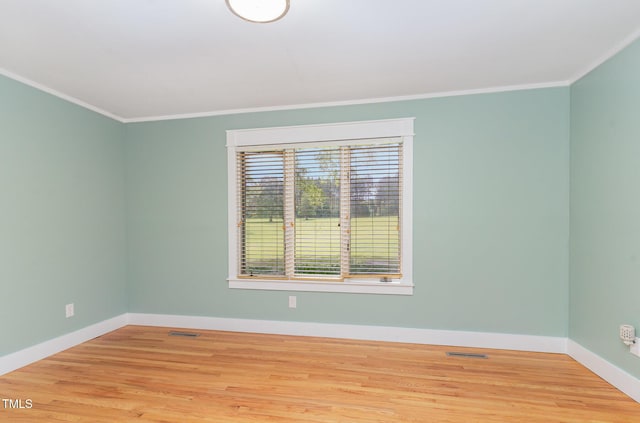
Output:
[127,313,567,354]
[567,340,640,402]
[0,314,128,376]
[4,312,638,404]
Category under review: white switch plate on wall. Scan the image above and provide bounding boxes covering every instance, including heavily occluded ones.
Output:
[288,296,297,309]
[65,303,74,318]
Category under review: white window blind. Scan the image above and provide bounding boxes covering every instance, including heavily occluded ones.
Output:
[294,147,342,277]
[236,140,402,281]
[348,143,402,276]
[237,151,285,276]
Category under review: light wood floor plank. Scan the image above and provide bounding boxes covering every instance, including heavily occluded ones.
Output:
[1,325,639,422]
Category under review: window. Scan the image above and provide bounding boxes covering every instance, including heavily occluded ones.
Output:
[227,118,413,295]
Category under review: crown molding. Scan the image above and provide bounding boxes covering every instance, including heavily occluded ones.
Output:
[123,81,570,123]
[0,67,125,122]
[570,27,640,84]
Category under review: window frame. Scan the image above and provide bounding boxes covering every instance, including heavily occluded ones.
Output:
[226,118,414,295]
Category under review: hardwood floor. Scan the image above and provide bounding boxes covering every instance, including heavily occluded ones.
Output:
[1,326,639,422]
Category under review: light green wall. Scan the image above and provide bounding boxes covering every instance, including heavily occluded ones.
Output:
[5,33,640,378]
[570,38,640,378]
[0,70,572,357]
[5,32,640,383]
[0,75,127,355]
[126,87,570,336]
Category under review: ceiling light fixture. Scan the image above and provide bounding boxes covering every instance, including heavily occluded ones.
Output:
[226,0,290,23]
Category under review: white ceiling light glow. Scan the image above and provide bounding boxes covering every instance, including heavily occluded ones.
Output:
[226,0,290,23]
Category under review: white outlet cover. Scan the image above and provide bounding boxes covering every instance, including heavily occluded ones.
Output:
[65,303,74,318]
[288,296,297,309]
[631,338,640,357]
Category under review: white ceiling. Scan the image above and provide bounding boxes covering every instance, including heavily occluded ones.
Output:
[1,0,640,122]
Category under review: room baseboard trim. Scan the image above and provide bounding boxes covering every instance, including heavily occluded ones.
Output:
[7,313,639,403]
[127,313,566,354]
[567,340,640,402]
[0,314,128,376]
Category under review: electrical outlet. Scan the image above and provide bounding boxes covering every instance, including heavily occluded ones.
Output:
[288,296,297,309]
[631,338,640,357]
[65,303,74,318]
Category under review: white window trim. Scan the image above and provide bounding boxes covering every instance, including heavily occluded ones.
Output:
[226,118,414,295]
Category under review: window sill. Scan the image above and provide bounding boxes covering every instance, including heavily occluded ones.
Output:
[228,278,414,295]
